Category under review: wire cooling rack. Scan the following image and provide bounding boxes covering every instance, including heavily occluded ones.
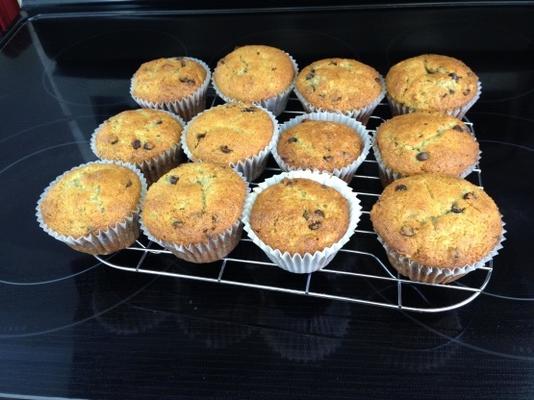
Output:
[95,90,493,313]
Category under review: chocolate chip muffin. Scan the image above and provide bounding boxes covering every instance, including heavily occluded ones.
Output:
[274,113,370,182]
[183,103,276,180]
[213,45,297,115]
[91,109,184,184]
[294,58,385,123]
[130,57,210,121]
[370,174,504,284]
[386,54,480,117]
[36,161,146,255]
[141,162,248,263]
[374,112,479,185]
[249,178,350,255]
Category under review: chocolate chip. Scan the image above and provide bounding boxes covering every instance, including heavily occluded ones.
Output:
[175,58,186,68]
[375,77,381,83]
[256,51,260,55]
[287,137,298,143]
[416,152,429,161]
[449,89,455,95]
[451,202,465,213]
[143,142,154,150]
[452,125,464,132]
[329,61,338,66]
[172,220,184,228]
[220,145,233,153]
[125,180,132,188]
[303,210,310,220]
[132,139,141,149]
[400,225,415,237]
[168,175,179,184]
[314,209,325,218]
[109,135,119,145]
[241,106,256,112]
[441,93,448,98]
[449,247,461,259]
[271,67,277,71]
[282,178,295,186]
[463,191,476,200]
[179,77,195,85]
[395,184,407,192]
[333,96,342,102]
[305,70,315,80]
[219,59,225,65]
[463,88,471,96]
[448,72,460,82]
[308,221,322,230]
[155,120,163,125]
[212,214,218,224]
[196,132,206,140]
[323,155,333,162]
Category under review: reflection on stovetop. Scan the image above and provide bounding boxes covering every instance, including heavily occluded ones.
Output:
[1,4,534,399]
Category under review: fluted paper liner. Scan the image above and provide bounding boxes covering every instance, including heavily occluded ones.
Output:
[181,103,279,181]
[212,51,298,116]
[372,123,481,186]
[293,75,386,125]
[376,220,506,284]
[140,171,250,264]
[272,111,371,183]
[242,170,362,274]
[130,56,211,121]
[90,110,186,185]
[36,160,147,255]
[387,81,482,119]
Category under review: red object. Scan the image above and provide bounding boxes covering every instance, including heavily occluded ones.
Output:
[0,0,19,32]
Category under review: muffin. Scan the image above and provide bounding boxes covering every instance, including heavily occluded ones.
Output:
[386,54,480,118]
[273,112,370,182]
[212,45,297,116]
[90,109,184,184]
[182,102,277,180]
[374,112,480,185]
[130,57,211,121]
[294,58,385,123]
[370,174,504,284]
[243,170,361,273]
[140,162,248,263]
[36,161,147,255]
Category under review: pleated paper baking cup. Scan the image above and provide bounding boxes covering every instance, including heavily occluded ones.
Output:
[212,52,298,116]
[130,57,211,121]
[372,124,481,186]
[36,160,147,255]
[242,170,362,274]
[293,75,386,125]
[90,110,186,185]
[377,221,506,284]
[387,81,482,119]
[181,104,279,181]
[140,171,249,264]
[272,111,371,183]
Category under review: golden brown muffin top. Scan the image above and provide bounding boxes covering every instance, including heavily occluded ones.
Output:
[370,174,502,268]
[213,45,295,102]
[277,120,363,171]
[386,54,479,111]
[39,163,142,238]
[185,103,274,165]
[250,178,349,254]
[376,112,479,177]
[295,58,383,111]
[94,109,183,164]
[132,57,207,103]
[142,162,247,245]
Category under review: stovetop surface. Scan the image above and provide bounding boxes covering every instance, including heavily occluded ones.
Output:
[1,4,534,399]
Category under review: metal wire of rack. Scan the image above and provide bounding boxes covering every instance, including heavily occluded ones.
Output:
[95,89,493,313]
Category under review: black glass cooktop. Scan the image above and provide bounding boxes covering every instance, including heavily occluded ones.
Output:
[1,3,534,399]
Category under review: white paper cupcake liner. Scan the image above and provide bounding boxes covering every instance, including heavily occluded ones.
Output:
[377,220,506,284]
[90,110,186,185]
[242,170,362,274]
[372,123,482,186]
[387,81,482,119]
[140,171,249,264]
[36,160,148,255]
[130,56,211,121]
[212,51,299,116]
[181,103,279,181]
[272,111,371,183]
[293,75,386,125]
